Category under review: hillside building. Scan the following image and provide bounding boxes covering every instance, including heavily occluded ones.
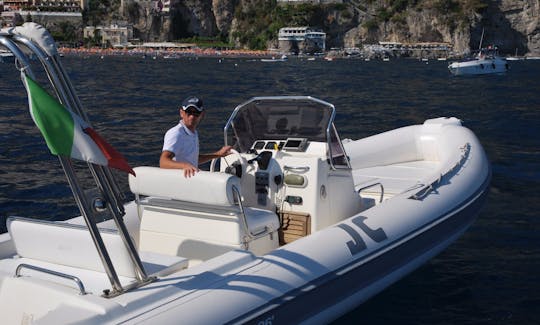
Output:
[84,24,133,47]
[1,0,86,11]
[278,26,326,54]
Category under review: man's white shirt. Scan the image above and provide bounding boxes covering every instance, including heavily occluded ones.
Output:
[162,120,199,166]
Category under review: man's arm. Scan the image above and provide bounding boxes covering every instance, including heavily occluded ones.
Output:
[160,151,198,177]
[198,145,233,164]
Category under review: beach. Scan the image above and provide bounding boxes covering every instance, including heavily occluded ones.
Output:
[58,46,275,58]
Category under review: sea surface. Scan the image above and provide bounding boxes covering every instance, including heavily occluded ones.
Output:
[1,55,539,324]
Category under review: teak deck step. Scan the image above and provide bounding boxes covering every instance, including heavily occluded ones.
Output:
[279,212,311,245]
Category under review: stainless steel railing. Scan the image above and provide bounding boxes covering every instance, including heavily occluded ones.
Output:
[16,263,87,295]
[1,26,151,296]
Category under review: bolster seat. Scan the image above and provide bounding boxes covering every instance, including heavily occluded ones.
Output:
[129,167,240,207]
[129,167,280,264]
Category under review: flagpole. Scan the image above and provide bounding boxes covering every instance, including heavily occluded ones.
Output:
[50,54,149,282]
[59,157,125,294]
[90,165,150,281]
[12,33,147,294]
[51,55,127,203]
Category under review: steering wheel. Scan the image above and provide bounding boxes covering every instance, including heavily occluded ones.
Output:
[210,149,247,178]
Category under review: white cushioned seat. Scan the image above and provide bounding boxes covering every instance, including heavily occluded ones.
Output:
[129,167,240,206]
[2,217,188,292]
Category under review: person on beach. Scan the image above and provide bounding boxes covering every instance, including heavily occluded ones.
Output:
[160,96,232,177]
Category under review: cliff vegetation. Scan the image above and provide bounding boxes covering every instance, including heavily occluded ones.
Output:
[79,0,539,56]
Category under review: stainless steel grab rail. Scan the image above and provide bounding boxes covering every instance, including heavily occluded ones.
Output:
[231,185,271,242]
[357,182,385,203]
[15,263,87,295]
[284,165,310,173]
[409,143,471,200]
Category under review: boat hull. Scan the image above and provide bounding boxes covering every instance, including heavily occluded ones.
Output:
[448,57,508,75]
[236,177,490,324]
[135,176,490,325]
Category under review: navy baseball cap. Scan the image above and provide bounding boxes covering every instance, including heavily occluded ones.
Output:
[182,96,204,112]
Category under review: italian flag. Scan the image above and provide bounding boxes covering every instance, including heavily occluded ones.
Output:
[23,74,135,176]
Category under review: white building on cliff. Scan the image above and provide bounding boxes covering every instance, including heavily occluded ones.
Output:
[278,26,326,54]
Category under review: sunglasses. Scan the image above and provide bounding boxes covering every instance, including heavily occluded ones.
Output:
[185,109,202,117]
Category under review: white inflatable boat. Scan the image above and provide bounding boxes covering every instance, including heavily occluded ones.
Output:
[0,24,491,324]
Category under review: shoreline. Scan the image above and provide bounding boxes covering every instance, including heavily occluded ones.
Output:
[58,47,276,58]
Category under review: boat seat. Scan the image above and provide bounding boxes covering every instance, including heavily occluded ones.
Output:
[129,167,241,207]
[0,217,188,294]
[129,167,279,265]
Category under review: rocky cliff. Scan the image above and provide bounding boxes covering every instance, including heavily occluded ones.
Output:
[121,0,540,56]
[481,0,540,55]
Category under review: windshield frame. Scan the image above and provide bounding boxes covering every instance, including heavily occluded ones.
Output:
[223,96,350,170]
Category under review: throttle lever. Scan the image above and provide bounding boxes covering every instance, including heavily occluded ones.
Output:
[247,151,272,170]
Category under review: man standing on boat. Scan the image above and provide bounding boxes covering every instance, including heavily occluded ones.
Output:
[160,96,232,177]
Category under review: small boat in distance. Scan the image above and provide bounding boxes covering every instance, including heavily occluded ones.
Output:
[261,54,288,62]
[0,23,491,324]
[0,50,14,63]
[448,46,508,75]
[507,48,525,61]
[448,29,508,75]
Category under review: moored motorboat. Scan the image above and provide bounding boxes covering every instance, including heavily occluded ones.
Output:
[506,48,525,61]
[0,23,491,324]
[448,46,508,75]
[261,54,288,62]
[448,29,508,75]
[0,49,14,63]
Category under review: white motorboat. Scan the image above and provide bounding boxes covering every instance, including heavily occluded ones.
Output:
[261,54,288,62]
[0,24,491,324]
[448,46,509,75]
[448,29,508,76]
[0,49,14,63]
[448,29,508,75]
[506,48,525,61]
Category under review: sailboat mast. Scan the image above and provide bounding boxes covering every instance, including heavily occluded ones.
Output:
[479,28,485,50]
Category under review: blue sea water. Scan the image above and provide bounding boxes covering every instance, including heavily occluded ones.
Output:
[1,55,539,324]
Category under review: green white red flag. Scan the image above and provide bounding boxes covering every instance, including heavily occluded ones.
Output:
[22,74,135,176]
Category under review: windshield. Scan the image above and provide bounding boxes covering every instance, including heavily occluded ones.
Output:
[224,96,351,169]
[225,97,334,152]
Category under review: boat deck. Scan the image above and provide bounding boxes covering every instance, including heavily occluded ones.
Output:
[352,160,440,203]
